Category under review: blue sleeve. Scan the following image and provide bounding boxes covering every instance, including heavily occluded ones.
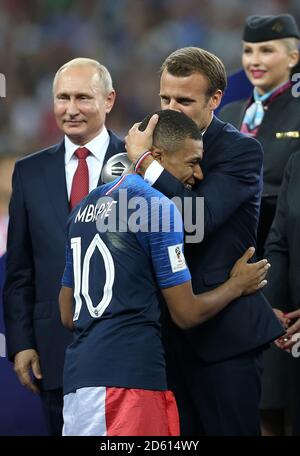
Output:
[136,196,191,289]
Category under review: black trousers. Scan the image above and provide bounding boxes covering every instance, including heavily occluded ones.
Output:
[165,334,264,436]
[40,388,64,436]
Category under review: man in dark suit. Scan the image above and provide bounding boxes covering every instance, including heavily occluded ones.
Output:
[3,58,125,435]
[125,47,284,435]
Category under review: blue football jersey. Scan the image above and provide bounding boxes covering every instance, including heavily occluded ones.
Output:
[62,174,190,394]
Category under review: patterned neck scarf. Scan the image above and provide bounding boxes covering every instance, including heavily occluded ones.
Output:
[241,80,292,137]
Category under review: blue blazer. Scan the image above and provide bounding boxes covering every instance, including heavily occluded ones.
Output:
[3,131,125,390]
[155,116,284,363]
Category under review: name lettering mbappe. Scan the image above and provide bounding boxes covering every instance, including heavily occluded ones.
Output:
[75,201,117,223]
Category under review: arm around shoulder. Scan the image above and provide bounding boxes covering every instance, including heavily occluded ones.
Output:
[162,248,269,329]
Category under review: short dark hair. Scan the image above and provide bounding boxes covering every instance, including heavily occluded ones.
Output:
[160,47,227,96]
[139,109,202,153]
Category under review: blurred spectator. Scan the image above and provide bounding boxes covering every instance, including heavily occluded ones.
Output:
[0,153,20,256]
[0,0,299,159]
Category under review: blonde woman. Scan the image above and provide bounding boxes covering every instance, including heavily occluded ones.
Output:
[220,14,300,260]
[220,14,300,436]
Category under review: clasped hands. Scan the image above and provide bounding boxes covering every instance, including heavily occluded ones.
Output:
[273,308,300,352]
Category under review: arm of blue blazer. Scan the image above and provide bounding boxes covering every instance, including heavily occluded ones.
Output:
[3,162,36,360]
[153,134,263,237]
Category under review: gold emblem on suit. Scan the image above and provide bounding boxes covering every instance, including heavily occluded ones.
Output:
[276,131,300,139]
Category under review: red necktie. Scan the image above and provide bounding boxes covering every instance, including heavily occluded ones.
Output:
[70,147,90,210]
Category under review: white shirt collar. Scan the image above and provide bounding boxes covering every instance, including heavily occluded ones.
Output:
[64,127,110,164]
[202,112,214,135]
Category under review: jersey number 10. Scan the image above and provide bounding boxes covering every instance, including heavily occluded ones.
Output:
[71,234,115,321]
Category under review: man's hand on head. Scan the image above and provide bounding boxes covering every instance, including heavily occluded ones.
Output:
[125,114,159,173]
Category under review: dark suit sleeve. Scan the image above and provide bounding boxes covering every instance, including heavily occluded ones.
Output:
[3,163,36,359]
[263,155,292,310]
[154,136,263,236]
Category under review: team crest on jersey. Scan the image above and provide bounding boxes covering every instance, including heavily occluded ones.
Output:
[168,244,187,273]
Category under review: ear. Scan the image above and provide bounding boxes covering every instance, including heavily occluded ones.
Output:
[105,90,116,113]
[288,50,300,69]
[151,146,163,163]
[208,89,223,111]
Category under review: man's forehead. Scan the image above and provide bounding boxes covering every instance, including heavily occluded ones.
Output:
[54,67,100,91]
[160,70,208,93]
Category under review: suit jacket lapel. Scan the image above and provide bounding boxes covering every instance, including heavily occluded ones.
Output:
[42,141,70,231]
[203,116,224,151]
[41,133,125,229]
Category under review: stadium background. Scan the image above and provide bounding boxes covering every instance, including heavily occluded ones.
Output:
[0,0,299,435]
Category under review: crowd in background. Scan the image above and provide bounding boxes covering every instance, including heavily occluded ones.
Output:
[0,0,299,158]
[1,0,300,437]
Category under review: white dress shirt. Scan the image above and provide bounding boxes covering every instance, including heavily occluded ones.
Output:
[64,128,110,199]
[144,160,164,186]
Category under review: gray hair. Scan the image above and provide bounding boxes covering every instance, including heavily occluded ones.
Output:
[53,57,113,95]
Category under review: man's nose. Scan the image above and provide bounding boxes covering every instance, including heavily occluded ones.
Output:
[66,98,80,116]
[168,99,181,112]
[194,164,204,181]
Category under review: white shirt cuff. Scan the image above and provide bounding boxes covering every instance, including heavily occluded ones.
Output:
[144,160,164,186]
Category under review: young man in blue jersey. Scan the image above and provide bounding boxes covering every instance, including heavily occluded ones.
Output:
[59,110,270,436]
[126,48,286,436]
